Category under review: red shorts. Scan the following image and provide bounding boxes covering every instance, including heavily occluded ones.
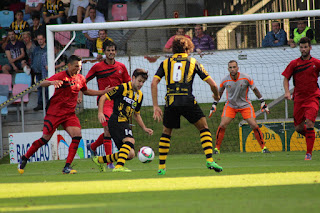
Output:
[43,113,81,135]
[293,98,319,126]
[101,100,114,127]
[222,103,256,120]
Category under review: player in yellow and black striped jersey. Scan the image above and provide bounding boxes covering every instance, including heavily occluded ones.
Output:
[92,69,153,172]
[151,35,223,175]
[9,10,29,40]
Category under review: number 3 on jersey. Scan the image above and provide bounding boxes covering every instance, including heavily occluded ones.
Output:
[173,62,183,82]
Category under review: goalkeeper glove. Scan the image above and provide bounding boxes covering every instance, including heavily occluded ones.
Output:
[209,101,218,118]
[259,98,270,114]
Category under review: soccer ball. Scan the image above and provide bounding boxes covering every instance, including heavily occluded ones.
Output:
[138,146,155,163]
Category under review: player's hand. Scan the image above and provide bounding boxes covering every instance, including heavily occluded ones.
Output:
[77,97,83,104]
[144,127,153,136]
[209,101,218,118]
[51,80,63,88]
[153,106,163,122]
[212,94,220,102]
[103,86,115,93]
[284,92,291,100]
[98,112,106,124]
[260,99,270,114]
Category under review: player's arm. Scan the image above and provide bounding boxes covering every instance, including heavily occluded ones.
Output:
[252,87,270,114]
[283,77,291,100]
[97,94,107,124]
[83,87,113,96]
[151,76,162,122]
[133,112,153,136]
[205,77,220,101]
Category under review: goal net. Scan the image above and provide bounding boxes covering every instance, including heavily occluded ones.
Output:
[47,10,320,158]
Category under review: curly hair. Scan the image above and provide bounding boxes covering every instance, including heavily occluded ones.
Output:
[172,35,194,54]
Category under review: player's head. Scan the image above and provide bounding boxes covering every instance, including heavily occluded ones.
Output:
[299,37,311,58]
[132,68,148,91]
[67,55,82,76]
[103,41,117,60]
[228,60,239,77]
[172,35,194,54]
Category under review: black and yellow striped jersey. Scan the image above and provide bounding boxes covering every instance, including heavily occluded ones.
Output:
[9,21,29,40]
[154,53,211,107]
[43,0,65,17]
[105,82,143,122]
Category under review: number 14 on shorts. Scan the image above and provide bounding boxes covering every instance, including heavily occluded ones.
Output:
[125,129,133,136]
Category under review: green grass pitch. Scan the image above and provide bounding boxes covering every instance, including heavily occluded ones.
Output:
[0,152,320,213]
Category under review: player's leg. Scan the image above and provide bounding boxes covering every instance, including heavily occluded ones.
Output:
[103,126,115,169]
[62,114,83,174]
[182,104,222,172]
[303,106,317,160]
[112,137,135,172]
[158,126,172,175]
[157,106,177,175]
[18,115,58,174]
[214,105,235,153]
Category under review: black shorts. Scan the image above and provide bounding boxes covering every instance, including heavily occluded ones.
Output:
[108,115,134,150]
[163,103,205,129]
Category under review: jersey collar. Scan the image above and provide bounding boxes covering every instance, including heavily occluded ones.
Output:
[172,53,189,58]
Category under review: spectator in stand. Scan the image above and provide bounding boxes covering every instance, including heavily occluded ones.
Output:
[30,13,46,45]
[92,30,113,60]
[262,21,287,47]
[288,19,316,48]
[54,40,68,70]
[21,31,35,76]
[22,31,36,63]
[9,10,30,41]
[85,0,105,19]
[25,0,45,25]
[31,34,47,111]
[192,24,214,54]
[67,0,89,23]
[1,30,26,75]
[42,0,65,25]
[0,25,7,52]
[163,28,191,53]
[83,7,105,53]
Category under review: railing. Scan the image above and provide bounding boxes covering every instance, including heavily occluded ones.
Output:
[0,80,47,159]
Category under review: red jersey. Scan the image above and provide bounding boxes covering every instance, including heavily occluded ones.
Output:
[86,60,131,89]
[282,57,320,102]
[46,71,88,116]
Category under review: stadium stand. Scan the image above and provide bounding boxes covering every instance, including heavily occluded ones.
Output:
[0,74,12,92]
[112,3,128,21]
[74,48,90,57]
[15,73,32,87]
[0,85,9,116]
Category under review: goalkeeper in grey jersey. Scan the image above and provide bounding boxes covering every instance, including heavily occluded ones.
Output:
[210,60,271,154]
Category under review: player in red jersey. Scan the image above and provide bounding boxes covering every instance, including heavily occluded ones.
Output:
[79,41,131,171]
[17,55,110,174]
[282,37,320,160]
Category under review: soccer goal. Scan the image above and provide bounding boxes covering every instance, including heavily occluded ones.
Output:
[46,10,320,158]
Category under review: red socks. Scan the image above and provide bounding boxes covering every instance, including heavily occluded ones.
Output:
[90,133,104,151]
[25,138,48,159]
[305,128,315,155]
[66,137,81,164]
[215,126,225,150]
